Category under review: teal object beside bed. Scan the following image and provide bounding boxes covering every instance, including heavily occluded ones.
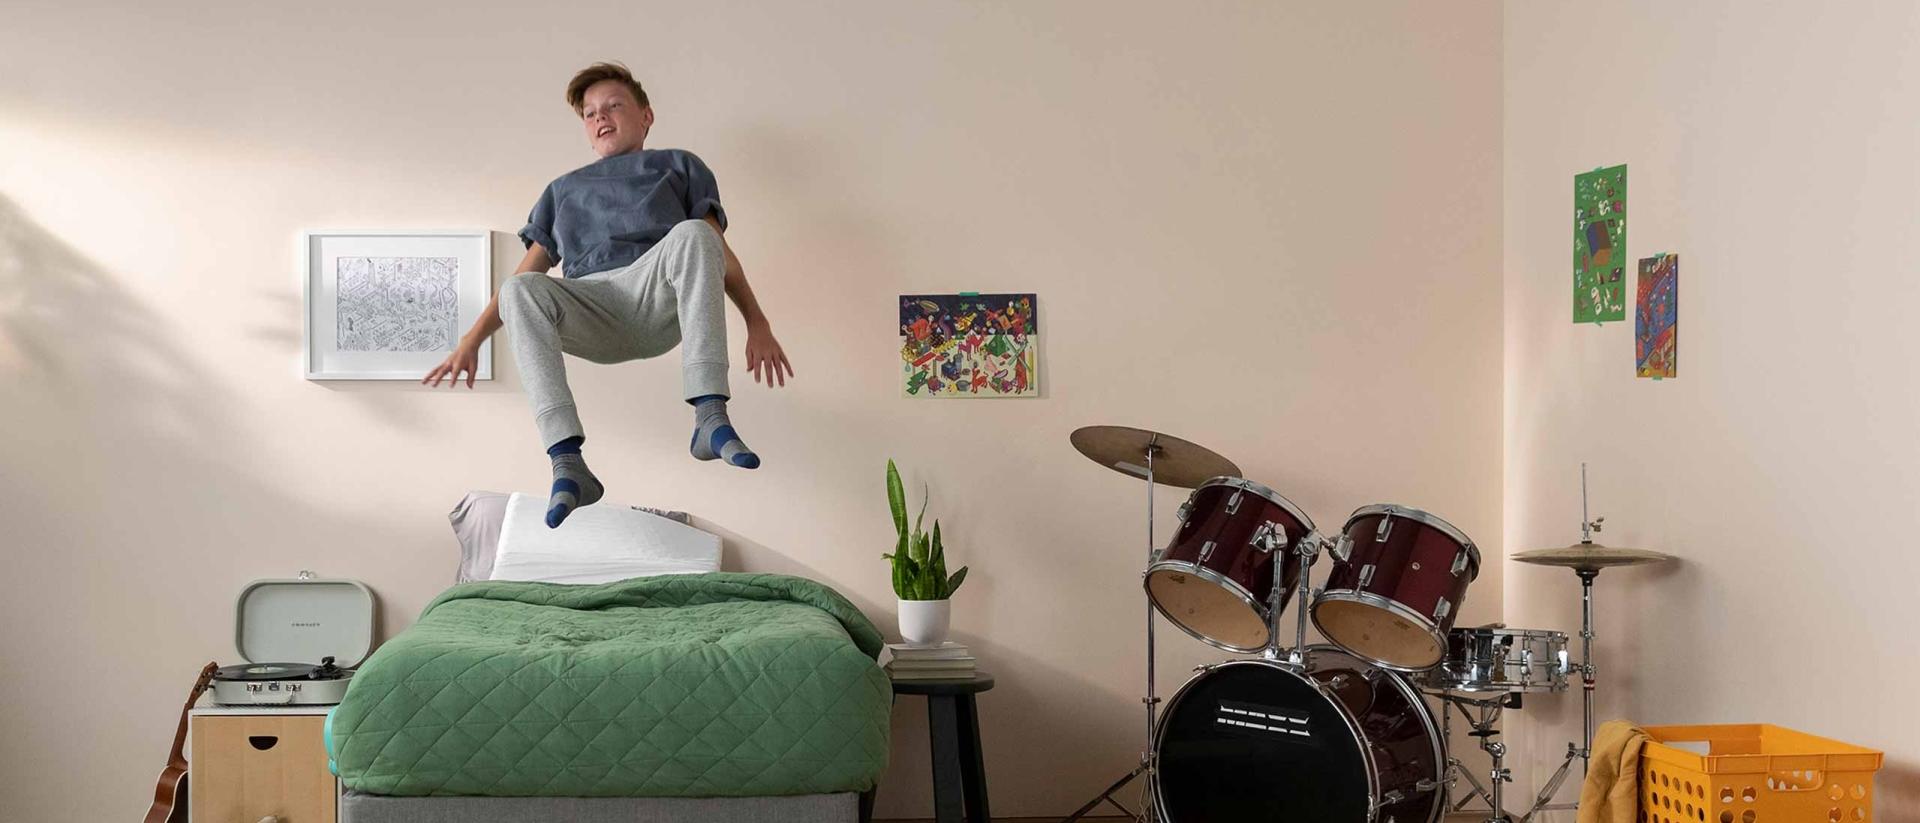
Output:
[326,573,891,797]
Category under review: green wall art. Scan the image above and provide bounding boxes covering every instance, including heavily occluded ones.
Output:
[1573,164,1628,323]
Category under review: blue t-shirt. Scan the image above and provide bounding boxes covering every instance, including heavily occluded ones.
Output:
[518,148,727,278]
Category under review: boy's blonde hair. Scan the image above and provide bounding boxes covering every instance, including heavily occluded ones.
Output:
[566,62,650,115]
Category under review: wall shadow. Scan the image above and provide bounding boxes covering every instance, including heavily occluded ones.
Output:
[694,513,1145,818]
[1876,757,1920,817]
[0,192,375,818]
[695,515,892,622]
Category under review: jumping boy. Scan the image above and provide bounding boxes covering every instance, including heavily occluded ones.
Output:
[425,62,792,527]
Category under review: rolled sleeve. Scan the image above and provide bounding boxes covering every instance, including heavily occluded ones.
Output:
[680,151,727,231]
[517,183,561,261]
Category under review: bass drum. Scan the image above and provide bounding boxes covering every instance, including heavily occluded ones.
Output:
[1153,648,1444,823]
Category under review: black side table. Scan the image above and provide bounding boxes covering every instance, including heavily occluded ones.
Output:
[891,672,993,823]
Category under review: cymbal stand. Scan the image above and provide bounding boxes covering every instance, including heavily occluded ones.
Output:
[1515,566,1598,822]
[1576,464,1600,763]
[1060,443,1163,823]
[1519,471,1607,821]
[1518,743,1581,822]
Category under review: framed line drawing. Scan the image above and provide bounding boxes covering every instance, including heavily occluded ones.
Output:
[302,230,492,380]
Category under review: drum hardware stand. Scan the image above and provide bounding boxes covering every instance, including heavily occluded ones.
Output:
[1286,534,1313,667]
[1262,528,1323,667]
[1437,692,1521,822]
[1062,441,1163,823]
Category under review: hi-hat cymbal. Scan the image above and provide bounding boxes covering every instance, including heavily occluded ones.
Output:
[1069,425,1241,489]
[1512,542,1675,572]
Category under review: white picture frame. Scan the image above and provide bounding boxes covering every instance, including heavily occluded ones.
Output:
[302,229,493,381]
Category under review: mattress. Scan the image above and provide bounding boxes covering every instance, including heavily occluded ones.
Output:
[325,573,891,798]
[338,789,863,823]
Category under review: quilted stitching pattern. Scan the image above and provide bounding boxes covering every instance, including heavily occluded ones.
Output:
[328,573,892,797]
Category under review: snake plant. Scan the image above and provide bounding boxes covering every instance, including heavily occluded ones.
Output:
[882,459,968,600]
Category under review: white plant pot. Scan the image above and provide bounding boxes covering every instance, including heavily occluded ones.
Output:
[897,598,952,645]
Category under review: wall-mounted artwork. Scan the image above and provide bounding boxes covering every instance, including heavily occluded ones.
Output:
[899,293,1038,398]
[1636,253,1677,379]
[1574,164,1628,323]
[304,230,492,380]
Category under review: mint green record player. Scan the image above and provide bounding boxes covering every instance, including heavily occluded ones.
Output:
[210,571,377,706]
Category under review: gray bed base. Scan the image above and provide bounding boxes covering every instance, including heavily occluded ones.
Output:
[339,789,876,823]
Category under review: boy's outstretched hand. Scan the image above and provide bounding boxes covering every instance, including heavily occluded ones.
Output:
[744,319,794,387]
[423,341,483,388]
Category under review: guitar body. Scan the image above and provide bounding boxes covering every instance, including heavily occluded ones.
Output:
[144,769,188,823]
[144,663,217,823]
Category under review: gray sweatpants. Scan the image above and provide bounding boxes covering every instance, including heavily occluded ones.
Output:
[499,219,730,448]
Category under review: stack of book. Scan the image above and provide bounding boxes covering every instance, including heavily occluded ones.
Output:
[884,642,976,681]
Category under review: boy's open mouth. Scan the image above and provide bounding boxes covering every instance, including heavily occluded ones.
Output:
[597,125,615,138]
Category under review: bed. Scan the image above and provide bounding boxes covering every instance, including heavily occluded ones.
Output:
[325,572,890,822]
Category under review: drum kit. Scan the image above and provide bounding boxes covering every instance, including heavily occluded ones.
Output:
[1064,427,1672,823]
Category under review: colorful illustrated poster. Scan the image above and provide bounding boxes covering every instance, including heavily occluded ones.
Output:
[1635,254,1677,378]
[1574,165,1628,323]
[900,293,1038,398]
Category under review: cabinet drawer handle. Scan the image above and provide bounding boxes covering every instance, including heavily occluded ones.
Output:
[247,735,280,751]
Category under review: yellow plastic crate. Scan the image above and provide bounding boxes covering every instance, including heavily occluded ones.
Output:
[1639,724,1884,823]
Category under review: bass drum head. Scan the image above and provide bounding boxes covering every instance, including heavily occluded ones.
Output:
[1153,652,1442,823]
[1145,564,1269,652]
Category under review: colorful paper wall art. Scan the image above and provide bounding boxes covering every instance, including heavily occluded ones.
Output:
[1635,254,1677,379]
[899,293,1038,398]
[1574,164,1628,323]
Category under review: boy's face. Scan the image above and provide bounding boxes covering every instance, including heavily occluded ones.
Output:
[580,80,652,158]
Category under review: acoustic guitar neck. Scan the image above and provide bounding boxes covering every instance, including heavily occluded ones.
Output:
[143,662,218,823]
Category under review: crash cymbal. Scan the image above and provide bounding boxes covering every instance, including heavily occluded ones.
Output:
[1069,425,1241,489]
[1512,542,1675,572]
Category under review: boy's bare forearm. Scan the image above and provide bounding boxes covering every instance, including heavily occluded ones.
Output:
[707,215,768,328]
[725,264,768,328]
[461,296,504,346]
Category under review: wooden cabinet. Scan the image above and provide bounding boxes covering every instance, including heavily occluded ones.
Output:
[189,705,337,823]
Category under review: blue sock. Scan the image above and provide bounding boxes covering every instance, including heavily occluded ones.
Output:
[688,395,759,469]
[543,436,601,527]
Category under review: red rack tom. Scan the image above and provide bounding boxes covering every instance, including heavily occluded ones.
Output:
[1145,478,1318,653]
[1311,504,1480,672]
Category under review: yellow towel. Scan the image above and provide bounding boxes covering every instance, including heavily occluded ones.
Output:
[1578,719,1648,823]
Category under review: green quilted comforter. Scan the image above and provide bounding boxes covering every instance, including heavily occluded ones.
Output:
[325,573,891,797]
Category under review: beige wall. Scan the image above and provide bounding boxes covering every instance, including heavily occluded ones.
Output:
[0,2,1502,819]
[1503,1,1920,819]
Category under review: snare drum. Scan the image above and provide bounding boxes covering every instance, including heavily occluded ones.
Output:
[1311,504,1480,672]
[1145,478,1317,653]
[1422,626,1572,693]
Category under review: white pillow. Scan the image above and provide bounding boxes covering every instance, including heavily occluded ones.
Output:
[449,491,692,583]
[490,492,721,584]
